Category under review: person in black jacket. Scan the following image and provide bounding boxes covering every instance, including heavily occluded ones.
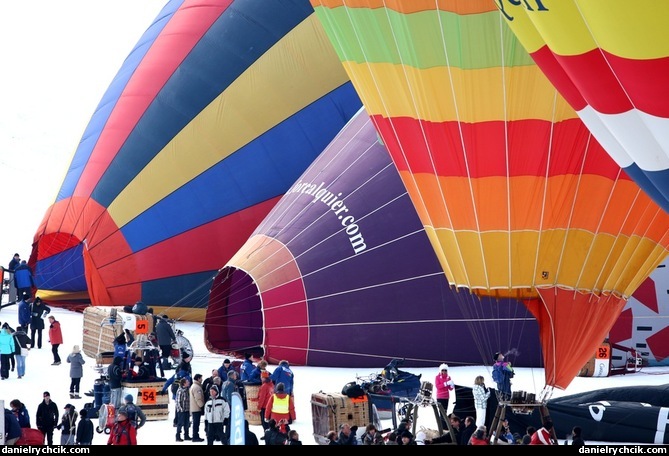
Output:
[29,297,50,349]
[56,404,77,445]
[571,426,586,447]
[107,357,124,409]
[35,391,58,445]
[244,419,259,445]
[76,409,94,445]
[154,315,176,370]
[459,416,477,445]
[263,419,287,445]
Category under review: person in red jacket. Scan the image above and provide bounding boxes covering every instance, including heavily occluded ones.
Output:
[266,382,296,424]
[257,372,274,431]
[47,316,63,366]
[530,420,557,445]
[107,410,137,445]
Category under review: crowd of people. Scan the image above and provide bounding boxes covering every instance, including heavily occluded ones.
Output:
[0,254,585,446]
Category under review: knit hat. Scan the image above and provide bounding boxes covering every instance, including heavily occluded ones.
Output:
[493,352,501,362]
[276,382,285,393]
[439,363,449,371]
[124,394,134,403]
[223,359,230,364]
[72,345,80,354]
[209,385,219,395]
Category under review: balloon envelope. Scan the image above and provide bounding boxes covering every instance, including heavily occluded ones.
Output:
[310,0,669,388]
[497,0,669,214]
[206,108,542,367]
[30,0,362,320]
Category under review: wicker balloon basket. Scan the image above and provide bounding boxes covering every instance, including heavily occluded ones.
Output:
[244,384,262,425]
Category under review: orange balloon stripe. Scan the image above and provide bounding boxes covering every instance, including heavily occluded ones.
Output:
[402,172,663,236]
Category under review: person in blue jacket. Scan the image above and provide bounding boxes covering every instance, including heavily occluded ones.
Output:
[10,399,30,428]
[270,360,294,396]
[4,407,22,445]
[18,295,31,329]
[13,261,34,301]
[240,353,255,382]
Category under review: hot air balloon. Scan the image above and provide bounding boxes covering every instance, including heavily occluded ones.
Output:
[310,0,669,390]
[206,107,542,368]
[30,0,362,321]
[496,0,669,213]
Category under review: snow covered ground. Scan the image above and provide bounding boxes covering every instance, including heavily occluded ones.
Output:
[3,305,668,445]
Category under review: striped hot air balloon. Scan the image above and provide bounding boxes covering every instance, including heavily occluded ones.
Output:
[30,0,362,321]
[310,0,669,389]
[497,0,669,213]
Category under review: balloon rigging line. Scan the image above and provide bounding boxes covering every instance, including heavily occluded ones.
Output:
[498,11,514,293]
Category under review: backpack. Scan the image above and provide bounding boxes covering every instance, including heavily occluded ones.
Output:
[492,364,502,384]
[124,404,138,426]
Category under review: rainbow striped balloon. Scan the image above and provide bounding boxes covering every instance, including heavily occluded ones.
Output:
[310,0,669,389]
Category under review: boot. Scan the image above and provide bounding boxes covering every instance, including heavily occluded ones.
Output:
[70,393,75,399]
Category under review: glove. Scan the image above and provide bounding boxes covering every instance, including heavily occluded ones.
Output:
[350,425,358,433]
[158,390,168,395]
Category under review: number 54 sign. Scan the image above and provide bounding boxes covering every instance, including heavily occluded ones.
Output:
[141,388,157,404]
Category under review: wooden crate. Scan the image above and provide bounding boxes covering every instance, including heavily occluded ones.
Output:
[82,307,154,359]
[122,381,169,421]
[311,392,370,445]
[244,384,262,425]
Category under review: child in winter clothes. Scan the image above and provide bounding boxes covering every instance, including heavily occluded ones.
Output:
[66,345,86,398]
[57,404,77,445]
[76,408,94,445]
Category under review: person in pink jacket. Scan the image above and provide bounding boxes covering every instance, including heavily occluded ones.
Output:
[435,363,454,427]
[47,316,63,366]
